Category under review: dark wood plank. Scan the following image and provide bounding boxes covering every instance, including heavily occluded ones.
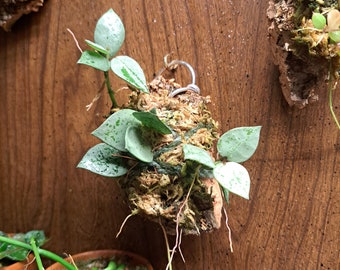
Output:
[0,0,339,269]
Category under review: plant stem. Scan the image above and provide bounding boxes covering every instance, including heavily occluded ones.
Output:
[104,71,118,109]
[116,210,138,238]
[39,250,76,270]
[30,238,44,270]
[329,83,340,130]
[160,222,172,270]
[328,64,340,130]
[104,261,116,270]
[0,236,76,270]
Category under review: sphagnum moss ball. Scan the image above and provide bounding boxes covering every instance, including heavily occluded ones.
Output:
[118,75,223,235]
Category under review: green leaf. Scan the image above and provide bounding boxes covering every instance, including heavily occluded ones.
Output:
[111,56,149,93]
[312,13,326,30]
[77,50,110,71]
[328,9,340,42]
[133,111,172,134]
[94,9,125,58]
[5,233,28,261]
[217,126,261,163]
[222,188,230,204]
[329,31,340,43]
[92,109,141,152]
[85,39,109,55]
[213,162,250,199]
[77,143,128,177]
[24,231,45,247]
[182,144,215,168]
[125,126,153,163]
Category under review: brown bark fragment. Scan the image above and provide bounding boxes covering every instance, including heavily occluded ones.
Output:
[0,0,44,31]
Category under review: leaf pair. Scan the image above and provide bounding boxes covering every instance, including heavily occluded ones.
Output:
[182,126,261,200]
[312,10,340,43]
[77,9,148,93]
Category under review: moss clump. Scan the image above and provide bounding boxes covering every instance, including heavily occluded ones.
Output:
[118,75,222,235]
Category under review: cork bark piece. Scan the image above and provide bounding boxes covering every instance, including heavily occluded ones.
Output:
[267,0,326,108]
[0,0,44,31]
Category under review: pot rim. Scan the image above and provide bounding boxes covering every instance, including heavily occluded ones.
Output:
[46,249,153,270]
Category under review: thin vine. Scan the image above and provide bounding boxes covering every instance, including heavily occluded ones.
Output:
[329,62,340,130]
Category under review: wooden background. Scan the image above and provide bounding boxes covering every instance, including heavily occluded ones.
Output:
[0,1,339,269]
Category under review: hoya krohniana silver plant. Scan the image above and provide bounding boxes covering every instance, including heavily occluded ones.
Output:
[77,9,261,239]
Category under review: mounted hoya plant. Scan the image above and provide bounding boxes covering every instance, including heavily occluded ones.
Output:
[76,8,261,269]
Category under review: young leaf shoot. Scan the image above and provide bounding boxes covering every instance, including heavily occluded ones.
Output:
[94,8,125,58]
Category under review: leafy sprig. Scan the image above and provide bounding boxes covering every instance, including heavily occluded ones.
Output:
[77,9,148,109]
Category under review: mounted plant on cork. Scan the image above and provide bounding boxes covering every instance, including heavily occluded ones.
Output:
[74,9,261,269]
[267,0,340,129]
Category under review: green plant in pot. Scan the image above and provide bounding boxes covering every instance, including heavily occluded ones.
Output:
[74,8,261,269]
[0,231,45,269]
[0,231,152,269]
[0,230,72,269]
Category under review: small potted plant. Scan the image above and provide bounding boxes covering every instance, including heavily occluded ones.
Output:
[74,8,261,269]
[0,232,153,270]
[0,230,45,270]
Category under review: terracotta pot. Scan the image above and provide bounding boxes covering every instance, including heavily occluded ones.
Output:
[46,249,153,270]
[1,253,37,270]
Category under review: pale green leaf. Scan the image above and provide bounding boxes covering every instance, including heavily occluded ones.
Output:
[125,126,153,163]
[94,9,125,58]
[183,144,215,168]
[77,143,128,177]
[329,31,340,42]
[111,56,149,93]
[328,9,340,42]
[85,39,109,55]
[77,50,110,71]
[213,162,250,199]
[24,231,46,247]
[217,126,261,162]
[312,13,326,30]
[92,109,141,152]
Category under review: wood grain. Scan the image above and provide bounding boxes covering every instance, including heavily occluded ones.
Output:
[0,0,339,269]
